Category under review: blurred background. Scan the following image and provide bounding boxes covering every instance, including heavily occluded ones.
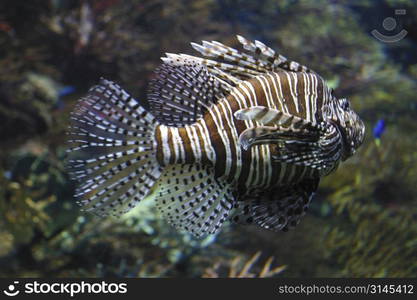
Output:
[0,0,416,278]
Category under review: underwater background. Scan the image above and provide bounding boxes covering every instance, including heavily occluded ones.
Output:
[0,0,416,278]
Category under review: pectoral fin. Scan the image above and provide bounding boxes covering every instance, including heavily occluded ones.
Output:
[238,126,319,151]
[236,109,342,174]
[234,106,319,130]
[272,123,343,175]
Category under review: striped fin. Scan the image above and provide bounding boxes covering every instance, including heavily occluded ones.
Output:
[162,53,243,88]
[272,124,343,174]
[66,78,163,217]
[234,107,342,173]
[233,179,319,231]
[236,35,313,73]
[188,35,314,82]
[154,164,235,237]
[237,123,341,174]
[273,150,330,171]
[272,124,342,175]
[238,126,319,151]
[148,61,230,126]
[191,40,266,78]
[234,106,329,151]
[161,53,237,89]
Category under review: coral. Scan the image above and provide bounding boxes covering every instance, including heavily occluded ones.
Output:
[202,251,286,278]
[0,143,77,275]
[320,131,417,277]
[324,203,417,277]
[321,131,417,214]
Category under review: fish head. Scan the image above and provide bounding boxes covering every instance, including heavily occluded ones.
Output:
[324,97,365,160]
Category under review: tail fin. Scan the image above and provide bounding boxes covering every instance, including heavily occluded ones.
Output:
[66,78,162,217]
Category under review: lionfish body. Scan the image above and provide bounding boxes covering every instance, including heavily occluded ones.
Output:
[67,36,365,237]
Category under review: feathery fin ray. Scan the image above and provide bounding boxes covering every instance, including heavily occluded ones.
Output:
[187,35,314,83]
[66,78,162,217]
[154,164,234,237]
[234,107,341,174]
[238,126,319,151]
[234,106,323,129]
[148,61,230,126]
[232,179,319,231]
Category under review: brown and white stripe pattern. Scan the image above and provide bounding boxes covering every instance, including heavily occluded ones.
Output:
[155,71,333,195]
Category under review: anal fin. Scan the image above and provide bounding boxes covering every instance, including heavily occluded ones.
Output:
[154,164,235,237]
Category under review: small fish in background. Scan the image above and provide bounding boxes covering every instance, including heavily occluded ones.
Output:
[373,119,385,147]
[66,35,365,237]
[56,86,76,109]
